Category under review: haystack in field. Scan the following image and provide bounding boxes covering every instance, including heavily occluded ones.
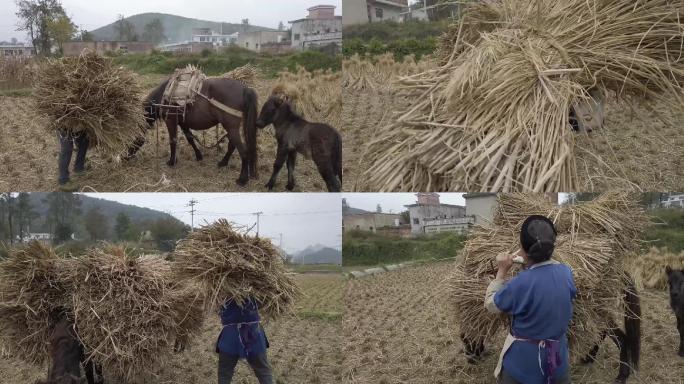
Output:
[33,51,147,157]
[342,53,432,92]
[0,242,68,365]
[64,245,201,381]
[632,247,684,290]
[273,67,342,128]
[448,192,648,361]
[221,63,259,88]
[366,0,684,192]
[173,219,301,319]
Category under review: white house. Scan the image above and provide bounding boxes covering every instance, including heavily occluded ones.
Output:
[0,44,36,57]
[663,194,684,208]
[289,5,342,50]
[405,193,467,234]
[191,28,239,47]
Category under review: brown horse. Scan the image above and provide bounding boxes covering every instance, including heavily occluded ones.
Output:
[129,77,259,186]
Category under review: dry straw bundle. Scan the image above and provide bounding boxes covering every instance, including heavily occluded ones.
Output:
[0,57,37,88]
[273,66,342,128]
[365,0,684,192]
[342,53,432,92]
[33,51,147,157]
[448,192,648,361]
[173,219,300,319]
[221,63,260,88]
[64,245,201,382]
[0,242,68,365]
[631,247,684,289]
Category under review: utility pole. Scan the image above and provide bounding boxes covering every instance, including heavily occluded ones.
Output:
[253,212,263,237]
[188,199,198,232]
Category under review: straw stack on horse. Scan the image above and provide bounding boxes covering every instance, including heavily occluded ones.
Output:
[448,192,649,383]
[365,0,684,192]
[133,65,259,186]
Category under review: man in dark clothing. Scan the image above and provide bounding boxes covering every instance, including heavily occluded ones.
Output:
[485,215,577,384]
[216,298,274,384]
[58,131,89,186]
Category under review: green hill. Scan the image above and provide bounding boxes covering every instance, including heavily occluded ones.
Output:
[90,13,275,43]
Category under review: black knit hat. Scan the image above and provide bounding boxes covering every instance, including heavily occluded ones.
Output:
[520,215,557,263]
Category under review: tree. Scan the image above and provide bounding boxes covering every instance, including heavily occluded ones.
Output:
[400,210,410,224]
[47,13,76,54]
[15,192,36,242]
[15,0,67,55]
[241,18,250,32]
[43,192,81,234]
[376,204,382,213]
[114,212,132,241]
[79,29,94,42]
[84,207,109,241]
[0,193,15,243]
[142,18,166,44]
[54,222,73,244]
[114,14,137,42]
[278,21,285,31]
[151,217,189,252]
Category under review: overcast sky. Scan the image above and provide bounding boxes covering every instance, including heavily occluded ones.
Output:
[81,193,341,253]
[0,0,342,43]
[342,193,467,214]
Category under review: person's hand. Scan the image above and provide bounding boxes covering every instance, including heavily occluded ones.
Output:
[495,251,516,279]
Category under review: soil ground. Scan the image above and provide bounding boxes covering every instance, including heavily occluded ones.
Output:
[0,273,344,384]
[342,85,684,192]
[0,75,326,192]
[344,261,684,384]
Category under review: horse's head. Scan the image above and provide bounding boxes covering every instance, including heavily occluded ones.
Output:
[257,94,292,129]
[666,266,684,304]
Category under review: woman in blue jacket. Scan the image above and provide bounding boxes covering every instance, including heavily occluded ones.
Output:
[216,298,273,384]
[485,215,577,384]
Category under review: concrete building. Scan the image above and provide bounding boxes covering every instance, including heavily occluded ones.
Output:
[0,44,36,57]
[405,193,467,234]
[344,212,403,233]
[62,41,155,56]
[663,194,684,208]
[192,28,239,48]
[158,41,215,54]
[290,5,342,50]
[464,193,498,227]
[237,31,290,53]
[343,0,409,26]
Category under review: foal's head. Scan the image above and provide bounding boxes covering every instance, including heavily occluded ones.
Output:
[256,95,297,129]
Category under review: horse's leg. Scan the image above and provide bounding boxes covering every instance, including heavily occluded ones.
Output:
[581,330,607,364]
[223,121,249,186]
[266,142,288,191]
[461,334,484,364]
[218,142,236,168]
[84,359,95,384]
[180,126,203,161]
[677,313,684,357]
[124,137,146,160]
[607,328,631,384]
[286,151,297,191]
[166,117,179,167]
[312,148,340,192]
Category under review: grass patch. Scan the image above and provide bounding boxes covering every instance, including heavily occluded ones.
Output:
[0,88,32,97]
[288,264,342,273]
[113,47,341,78]
[343,230,466,266]
[643,208,684,252]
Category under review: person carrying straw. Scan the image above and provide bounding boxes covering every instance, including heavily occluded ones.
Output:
[485,215,577,384]
[216,297,274,384]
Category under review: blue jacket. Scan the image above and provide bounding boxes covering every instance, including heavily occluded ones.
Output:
[494,262,577,384]
[215,298,269,358]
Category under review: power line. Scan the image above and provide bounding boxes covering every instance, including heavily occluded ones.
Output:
[187,199,198,231]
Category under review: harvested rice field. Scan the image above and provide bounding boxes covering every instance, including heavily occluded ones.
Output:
[0,272,344,384]
[342,81,684,192]
[344,261,684,384]
[0,74,327,192]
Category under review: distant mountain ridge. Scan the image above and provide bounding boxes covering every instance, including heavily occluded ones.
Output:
[292,244,341,265]
[89,13,275,43]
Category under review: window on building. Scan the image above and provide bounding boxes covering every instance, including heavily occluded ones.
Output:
[376,8,384,19]
[413,218,419,224]
[294,33,301,41]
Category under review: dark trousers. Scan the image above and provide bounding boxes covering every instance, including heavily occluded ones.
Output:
[498,369,571,384]
[58,132,89,184]
[218,352,273,384]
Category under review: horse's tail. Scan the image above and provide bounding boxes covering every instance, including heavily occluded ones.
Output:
[624,274,641,371]
[332,130,342,183]
[243,87,259,178]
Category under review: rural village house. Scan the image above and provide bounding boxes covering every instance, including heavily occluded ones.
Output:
[289,5,342,50]
[343,0,409,26]
[0,43,36,57]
